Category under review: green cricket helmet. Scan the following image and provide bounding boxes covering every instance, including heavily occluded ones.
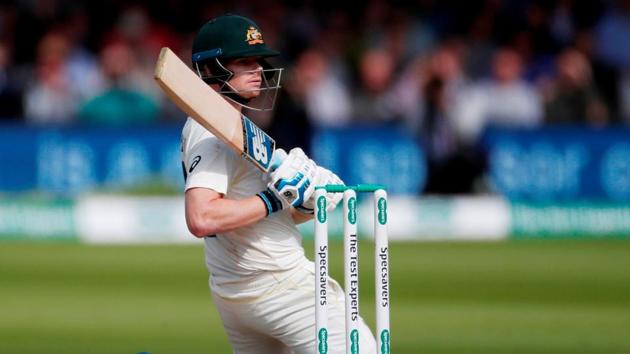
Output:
[191,14,283,111]
[192,14,279,61]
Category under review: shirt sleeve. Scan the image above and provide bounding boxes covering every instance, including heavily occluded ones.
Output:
[184,136,230,194]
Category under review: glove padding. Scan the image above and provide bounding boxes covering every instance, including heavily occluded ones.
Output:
[295,166,344,214]
[265,148,317,212]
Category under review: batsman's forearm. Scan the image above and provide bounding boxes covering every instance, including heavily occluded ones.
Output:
[290,208,314,224]
[186,196,267,237]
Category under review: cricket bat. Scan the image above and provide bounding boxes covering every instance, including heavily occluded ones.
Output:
[154,47,279,172]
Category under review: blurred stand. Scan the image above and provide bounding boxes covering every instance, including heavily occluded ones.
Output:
[101,4,180,107]
[266,54,312,154]
[78,40,158,125]
[24,32,85,123]
[0,41,23,119]
[0,0,627,200]
[541,48,608,126]
[418,43,482,194]
[352,48,400,124]
[593,0,630,123]
[454,48,543,144]
[300,48,352,128]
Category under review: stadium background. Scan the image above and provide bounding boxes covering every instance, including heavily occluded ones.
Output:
[1,0,629,353]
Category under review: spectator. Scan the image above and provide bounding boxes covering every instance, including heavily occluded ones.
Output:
[24,32,81,124]
[351,47,400,123]
[419,43,468,160]
[595,0,630,69]
[542,48,609,125]
[299,48,352,128]
[453,48,543,144]
[594,0,630,122]
[103,4,180,105]
[0,41,23,119]
[362,4,435,66]
[418,43,482,194]
[550,0,575,46]
[59,6,105,103]
[78,41,158,125]
[464,7,498,80]
[622,70,630,123]
[267,52,313,154]
[0,0,623,129]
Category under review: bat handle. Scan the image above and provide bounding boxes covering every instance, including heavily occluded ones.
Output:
[269,148,287,172]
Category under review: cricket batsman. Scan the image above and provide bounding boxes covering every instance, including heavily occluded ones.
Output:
[180,14,377,354]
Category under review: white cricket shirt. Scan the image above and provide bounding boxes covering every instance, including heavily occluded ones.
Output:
[181,118,307,300]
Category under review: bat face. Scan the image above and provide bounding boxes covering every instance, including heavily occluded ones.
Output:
[154,47,276,172]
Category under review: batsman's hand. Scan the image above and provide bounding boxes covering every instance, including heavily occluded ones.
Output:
[258,148,317,215]
[295,166,344,214]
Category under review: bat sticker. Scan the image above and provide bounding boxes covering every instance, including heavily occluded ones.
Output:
[242,116,275,171]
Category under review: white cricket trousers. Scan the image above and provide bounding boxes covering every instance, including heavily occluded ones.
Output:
[211,261,376,354]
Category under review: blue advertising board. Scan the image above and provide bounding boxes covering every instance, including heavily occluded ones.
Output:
[311,126,426,195]
[483,125,630,201]
[0,124,183,195]
[3,123,628,200]
[0,123,427,196]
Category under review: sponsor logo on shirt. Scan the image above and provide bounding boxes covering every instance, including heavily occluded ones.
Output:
[189,155,201,173]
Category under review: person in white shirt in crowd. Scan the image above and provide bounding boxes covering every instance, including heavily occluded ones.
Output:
[453,48,543,144]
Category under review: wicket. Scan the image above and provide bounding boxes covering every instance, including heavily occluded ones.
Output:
[315,184,390,354]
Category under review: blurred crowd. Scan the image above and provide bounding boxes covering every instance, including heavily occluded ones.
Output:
[1,0,629,193]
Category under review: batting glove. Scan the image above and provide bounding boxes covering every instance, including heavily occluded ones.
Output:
[257,148,317,215]
[296,166,344,214]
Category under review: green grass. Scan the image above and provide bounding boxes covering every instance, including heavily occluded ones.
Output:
[1,240,630,353]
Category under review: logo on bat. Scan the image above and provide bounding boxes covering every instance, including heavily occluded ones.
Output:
[242,116,275,171]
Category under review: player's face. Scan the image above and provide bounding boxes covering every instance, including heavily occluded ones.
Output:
[226,57,263,99]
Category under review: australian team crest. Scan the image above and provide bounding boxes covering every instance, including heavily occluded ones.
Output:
[245,26,264,45]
